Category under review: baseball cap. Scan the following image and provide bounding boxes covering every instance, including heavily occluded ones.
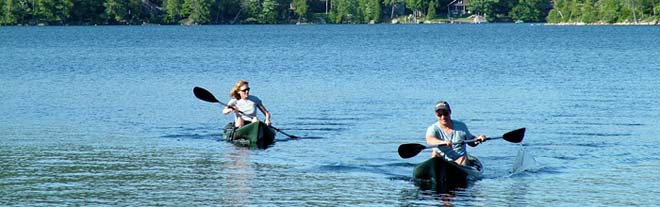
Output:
[434,101,451,112]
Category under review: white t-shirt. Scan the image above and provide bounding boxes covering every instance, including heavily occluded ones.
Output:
[227,95,262,121]
[426,120,474,160]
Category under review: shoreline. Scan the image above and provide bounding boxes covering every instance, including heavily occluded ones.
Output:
[545,21,659,26]
[4,20,660,26]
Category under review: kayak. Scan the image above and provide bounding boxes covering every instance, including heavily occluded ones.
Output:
[223,121,275,149]
[412,155,483,192]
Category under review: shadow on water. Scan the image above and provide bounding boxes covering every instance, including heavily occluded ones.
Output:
[158,114,355,147]
[414,180,476,195]
[315,160,477,194]
[316,162,413,174]
[158,125,333,149]
[402,171,549,206]
[160,133,221,140]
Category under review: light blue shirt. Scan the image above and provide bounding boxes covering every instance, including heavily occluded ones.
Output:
[227,95,262,121]
[426,120,474,160]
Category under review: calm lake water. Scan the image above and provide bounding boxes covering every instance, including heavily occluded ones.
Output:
[2,24,659,206]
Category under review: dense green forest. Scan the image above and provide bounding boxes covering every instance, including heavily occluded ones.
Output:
[0,0,658,25]
[547,0,660,24]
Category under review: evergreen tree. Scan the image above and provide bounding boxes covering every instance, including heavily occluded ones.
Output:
[292,0,307,22]
[357,0,380,23]
[164,0,183,24]
[36,0,73,24]
[655,1,660,20]
[568,0,579,22]
[468,0,514,21]
[182,0,211,24]
[546,0,563,23]
[370,0,381,22]
[13,0,32,24]
[1,0,17,25]
[246,0,260,22]
[427,0,436,20]
[581,0,597,23]
[357,0,366,22]
[104,0,128,24]
[259,0,277,23]
[599,0,620,23]
[620,0,641,22]
[546,8,560,23]
[511,0,547,22]
[555,0,572,22]
[330,0,354,23]
[405,0,422,17]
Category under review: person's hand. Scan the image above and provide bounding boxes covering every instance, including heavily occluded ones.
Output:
[265,120,271,126]
[445,140,453,146]
[229,106,239,113]
[431,148,441,157]
[474,135,487,144]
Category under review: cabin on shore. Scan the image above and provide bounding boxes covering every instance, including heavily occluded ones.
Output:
[447,0,468,18]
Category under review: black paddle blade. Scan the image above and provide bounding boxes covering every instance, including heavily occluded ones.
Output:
[502,128,526,143]
[193,87,219,103]
[398,143,428,159]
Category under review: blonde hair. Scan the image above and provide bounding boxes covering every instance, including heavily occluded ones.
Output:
[229,80,249,99]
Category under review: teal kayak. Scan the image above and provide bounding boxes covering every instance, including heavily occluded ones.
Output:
[223,121,275,149]
[412,155,483,192]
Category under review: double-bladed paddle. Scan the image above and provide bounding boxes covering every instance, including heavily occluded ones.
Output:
[193,86,299,139]
[397,128,526,159]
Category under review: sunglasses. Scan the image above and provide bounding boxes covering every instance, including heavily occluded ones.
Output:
[435,110,450,117]
[239,87,250,92]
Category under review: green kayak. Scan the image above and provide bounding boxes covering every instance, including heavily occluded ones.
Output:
[223,121,275,149]
[413,155,483,192]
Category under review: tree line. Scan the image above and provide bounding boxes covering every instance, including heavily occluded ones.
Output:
[0,0,658,25]
[547,0,660,24]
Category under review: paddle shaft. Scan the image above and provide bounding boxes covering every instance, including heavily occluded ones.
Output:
[215,99,249,117]
[429,136,500,148]
[224,102,298,139]
[223,103,297,139]
[398,128,525,159]
[194,86,298,139]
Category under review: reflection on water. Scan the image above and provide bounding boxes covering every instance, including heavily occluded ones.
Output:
[399,186,480,207]
[221,150,252,206]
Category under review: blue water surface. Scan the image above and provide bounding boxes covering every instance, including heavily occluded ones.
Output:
[1,24,659,206]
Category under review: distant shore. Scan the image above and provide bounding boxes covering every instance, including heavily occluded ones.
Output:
[3,20,660,26]
[545,20,659,26]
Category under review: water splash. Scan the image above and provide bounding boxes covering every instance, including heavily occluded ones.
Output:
[510,145,539,175]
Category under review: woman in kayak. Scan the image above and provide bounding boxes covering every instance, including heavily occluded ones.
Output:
[426,101,486,166]
[223,80,271,128]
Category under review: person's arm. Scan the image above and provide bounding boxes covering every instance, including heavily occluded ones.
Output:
[223,105,239,115]
[426,135,451,146]
[223,100,239,115]
[461,123,484,147]
[258,104,271,126]
[425,126,450,146]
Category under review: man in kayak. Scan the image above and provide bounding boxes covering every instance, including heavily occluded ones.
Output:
[222,80,272,128]
[426,101,486,166]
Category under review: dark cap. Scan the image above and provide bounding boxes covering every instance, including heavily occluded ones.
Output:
[434,101,451,112]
